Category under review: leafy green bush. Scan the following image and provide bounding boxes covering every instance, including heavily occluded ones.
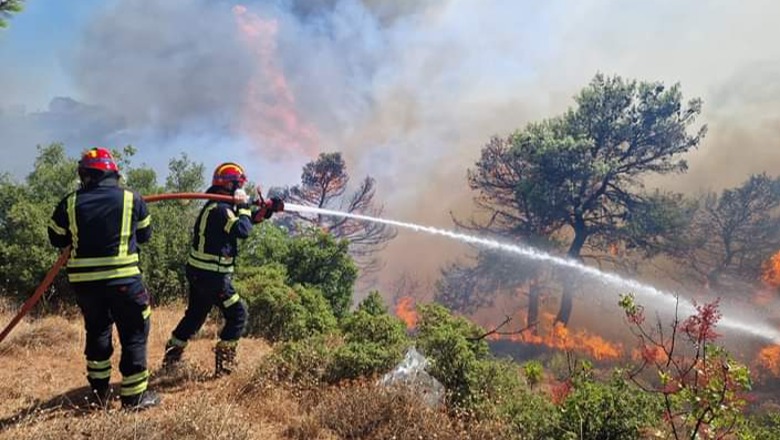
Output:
[135,152,205,304]
[341,293,408,347]
[256,293,412,385]
[470,358,560,438]
[739,412,780,440]
[415,303,490,408]
[327,343,398,382]
[326,293,410,381]
[235,264,338,342]
[139,203,196,304]
[558,372,662,440]
[522,360,544,388]
[241,224,358,318]
[0,145,75,304]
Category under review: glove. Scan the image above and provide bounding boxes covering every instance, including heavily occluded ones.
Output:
[251,200,274,223]
[233,188,249,205]
[269,196,284,212]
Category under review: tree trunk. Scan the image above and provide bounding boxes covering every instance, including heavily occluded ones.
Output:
[555,276,576,325]
[527,282,541,334]
[555,218,587,326]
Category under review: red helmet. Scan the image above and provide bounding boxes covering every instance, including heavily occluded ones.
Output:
[78,147,119,172]
[212,162,247,189]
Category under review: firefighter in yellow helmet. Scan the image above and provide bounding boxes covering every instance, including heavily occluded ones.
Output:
[48,147,160,410]
[163,162,283,376]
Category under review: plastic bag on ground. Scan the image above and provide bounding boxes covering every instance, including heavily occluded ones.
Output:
[379,347,445,408]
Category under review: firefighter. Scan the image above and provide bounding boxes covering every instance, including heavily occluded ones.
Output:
[162,162,283,376]
[48,147,160,410]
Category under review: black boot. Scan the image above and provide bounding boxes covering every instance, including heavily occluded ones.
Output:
[121,390,161,411]
[162,341,185,370]
[88,384,112,407]
[87,378,111,406]
[214,342,237,378]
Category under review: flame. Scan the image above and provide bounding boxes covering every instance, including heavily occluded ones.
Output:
[488,311,623,361]
[395,296,418,329]
[233,5,319,159]
[757,345,780,376]
[762,251,780,289]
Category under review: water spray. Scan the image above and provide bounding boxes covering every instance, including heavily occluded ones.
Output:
[285,203,780,344]
[3,196,778,346]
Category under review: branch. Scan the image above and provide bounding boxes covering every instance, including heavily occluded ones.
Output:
[467,315,538,341]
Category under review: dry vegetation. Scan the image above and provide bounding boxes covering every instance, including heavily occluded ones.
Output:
[0,305,280,440]
[0,305,504,440]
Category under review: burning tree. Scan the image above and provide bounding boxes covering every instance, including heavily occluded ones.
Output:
[455,73,704,325]
[279,152,396,273]
[667,173,780,293]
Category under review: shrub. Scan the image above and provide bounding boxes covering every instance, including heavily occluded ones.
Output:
[255,334,339,389]
[413,303,562,438]
[523,360,544,388]
[739,412,780,440]
[465,358,559,438]
[558,372,662,440]
[414,303,490,408]
[235,264,338,342]
[241,224,358,318]
[327,294,410,382]
[139,202,195,304]
[619,294,754,439]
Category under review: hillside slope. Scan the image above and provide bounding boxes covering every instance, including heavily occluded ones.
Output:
[0,305,305,440]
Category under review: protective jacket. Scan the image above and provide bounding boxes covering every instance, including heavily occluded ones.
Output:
[186,199,253,274]
[48,176,151,284]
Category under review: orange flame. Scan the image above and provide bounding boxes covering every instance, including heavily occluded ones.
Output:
[762,251,780,289]
[757,345,780,376]
[233,5,319,159]
[395,296,418,329]
[488,311,623,361]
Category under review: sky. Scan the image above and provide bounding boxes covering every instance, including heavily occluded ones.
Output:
[2,0,780,294]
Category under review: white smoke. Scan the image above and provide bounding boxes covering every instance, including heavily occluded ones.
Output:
[2,0,780,286]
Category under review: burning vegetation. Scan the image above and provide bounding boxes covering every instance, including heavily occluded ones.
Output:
[394,296,418,329]
[757,344,780,377]
[763,250,780,289]
[485,311,624,361]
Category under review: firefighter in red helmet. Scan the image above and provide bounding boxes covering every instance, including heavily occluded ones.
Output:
[163,162,283,376]
[48,147,160,410]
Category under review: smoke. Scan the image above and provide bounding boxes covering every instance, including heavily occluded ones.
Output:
[2,0,780,294]
[69,0,254,136]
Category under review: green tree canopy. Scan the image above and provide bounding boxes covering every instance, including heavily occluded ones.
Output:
[457,73,706,325]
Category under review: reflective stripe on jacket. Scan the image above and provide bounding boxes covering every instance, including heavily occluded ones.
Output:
[187,200,252,274]
[48,177,151,283]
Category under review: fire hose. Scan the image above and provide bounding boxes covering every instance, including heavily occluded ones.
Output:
[0,192,237,345]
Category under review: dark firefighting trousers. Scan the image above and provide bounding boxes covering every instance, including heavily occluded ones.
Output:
[74,278,151,399]
[169,266,247,344]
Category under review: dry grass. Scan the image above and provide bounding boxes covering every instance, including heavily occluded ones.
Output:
[0,304,509,440]
[1,315,80,354]
[0,304,283,440]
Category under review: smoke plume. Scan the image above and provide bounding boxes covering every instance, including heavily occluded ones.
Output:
[2,0,780,292]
